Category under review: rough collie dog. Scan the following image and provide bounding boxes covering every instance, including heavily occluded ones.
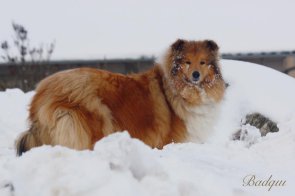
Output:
[16,39,225,156]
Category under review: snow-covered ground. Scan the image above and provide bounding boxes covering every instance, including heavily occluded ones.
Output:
[0,60,294,196]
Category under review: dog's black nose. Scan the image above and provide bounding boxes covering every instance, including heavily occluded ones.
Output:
[192,71,200,81]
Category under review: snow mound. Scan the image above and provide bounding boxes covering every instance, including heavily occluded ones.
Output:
[211,60,295,143]
[0,60,295,196]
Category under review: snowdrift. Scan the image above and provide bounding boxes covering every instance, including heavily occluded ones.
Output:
[0,60,295,196]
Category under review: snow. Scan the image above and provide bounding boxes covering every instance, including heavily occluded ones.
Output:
[0,60,295,196]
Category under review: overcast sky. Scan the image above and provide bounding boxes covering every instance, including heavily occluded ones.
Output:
[1,0,295,60]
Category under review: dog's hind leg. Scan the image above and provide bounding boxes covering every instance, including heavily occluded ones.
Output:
[50,110,92,150]
[16,109,92,156]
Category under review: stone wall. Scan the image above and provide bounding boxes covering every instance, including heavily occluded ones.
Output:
[0,59,154,92]
[222,52,295,74]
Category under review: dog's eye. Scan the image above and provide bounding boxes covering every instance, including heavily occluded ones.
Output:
[200,61,206,65]
[185,61,191,65]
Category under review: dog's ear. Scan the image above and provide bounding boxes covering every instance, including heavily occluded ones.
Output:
[205,40,219,52]
[171,39,185,52]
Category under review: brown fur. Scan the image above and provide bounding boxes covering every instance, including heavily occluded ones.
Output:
[16,39,225,155]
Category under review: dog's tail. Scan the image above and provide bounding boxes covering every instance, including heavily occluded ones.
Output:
[15,126,40,156]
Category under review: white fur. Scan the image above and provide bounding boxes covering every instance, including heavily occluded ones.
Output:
[184,91,221,143]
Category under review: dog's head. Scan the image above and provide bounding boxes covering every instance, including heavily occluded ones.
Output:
[161,39,225,104]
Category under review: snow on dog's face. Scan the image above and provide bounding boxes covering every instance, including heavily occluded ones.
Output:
[164,39,225,105]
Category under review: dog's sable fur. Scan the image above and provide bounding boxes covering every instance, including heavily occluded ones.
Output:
[16,39,225,156]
